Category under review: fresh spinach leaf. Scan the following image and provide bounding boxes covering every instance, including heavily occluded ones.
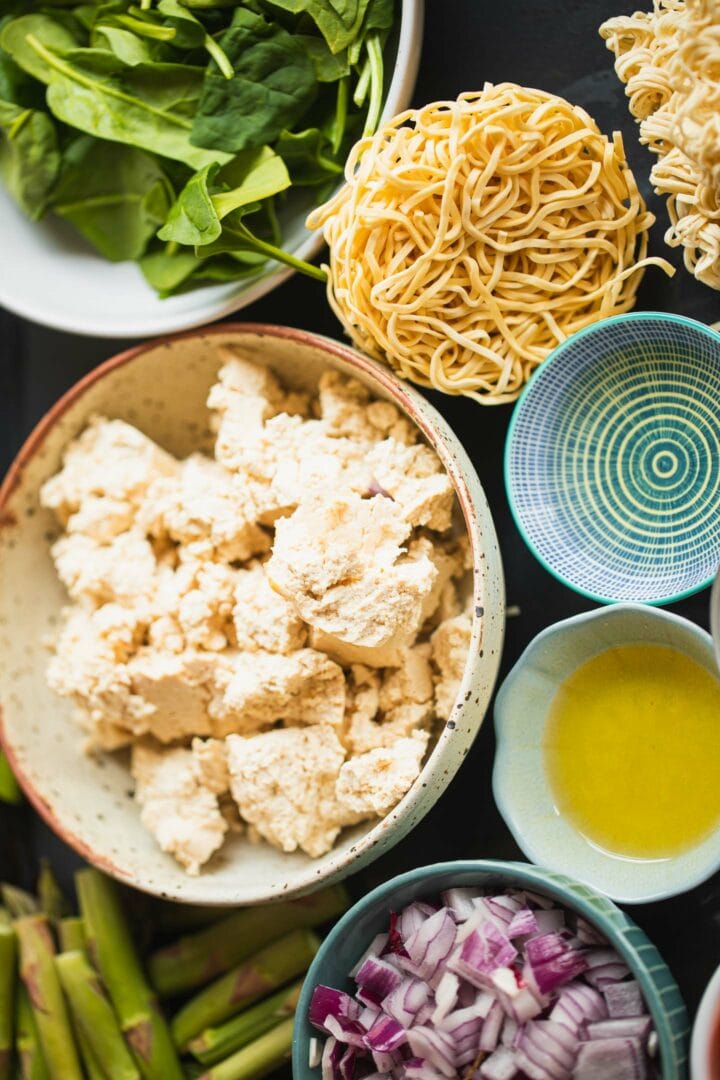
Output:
[158,145,289,245]
[0,12,85,84]
[25,37,231,169]
[155,0,233,77]
[190,8,316,153]
[51,136,173,259]
[139,245,200,295]
[261,0,370,53]
[275,126,341,185]
[0,98,60,217]
[295,33,349,81]
[0,46,46,107]
[91,23,166,64]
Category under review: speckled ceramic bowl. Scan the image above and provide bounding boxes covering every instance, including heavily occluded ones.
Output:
[0,324,504,905]
[493,604,720,904]
[292,860,690,1080]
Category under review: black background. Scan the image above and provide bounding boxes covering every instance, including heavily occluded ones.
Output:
[1,0,719,1063]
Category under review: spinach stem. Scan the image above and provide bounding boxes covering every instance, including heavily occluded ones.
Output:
[204,34,233,80]
[353,57,371,108]
[330,76,348,155]
[363,33,384,136]
[235,223,327,282]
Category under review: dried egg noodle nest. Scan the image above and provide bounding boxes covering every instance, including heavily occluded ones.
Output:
[308,84,671,404]
[601,0,720,290]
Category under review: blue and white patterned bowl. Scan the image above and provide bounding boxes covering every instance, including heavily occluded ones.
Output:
[505,313,720,605]
[292,860,690,1080]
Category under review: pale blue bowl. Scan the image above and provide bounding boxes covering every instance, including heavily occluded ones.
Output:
[505,313,720,605]
[493,604,720,904]
[292,860,689,1080]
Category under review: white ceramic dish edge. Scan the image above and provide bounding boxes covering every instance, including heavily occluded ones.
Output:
[0,1,424,338]
[493,603,720,905]
[691,962,720,1080]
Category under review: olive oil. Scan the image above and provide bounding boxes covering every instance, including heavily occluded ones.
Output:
[543,644,720,859]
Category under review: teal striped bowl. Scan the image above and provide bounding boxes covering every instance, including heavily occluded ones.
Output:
[292,860,689,1079]
[505,312,720,605]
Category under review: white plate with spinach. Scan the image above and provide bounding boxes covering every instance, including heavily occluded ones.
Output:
[0,0,422,337]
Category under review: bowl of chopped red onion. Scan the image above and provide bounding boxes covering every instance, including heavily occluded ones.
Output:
[293,860,690,1080]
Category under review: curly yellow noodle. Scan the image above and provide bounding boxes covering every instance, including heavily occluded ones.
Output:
[601,0,720,289]
[307,84,669,404]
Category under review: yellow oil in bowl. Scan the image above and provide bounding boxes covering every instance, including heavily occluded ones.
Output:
[543,644,720,859]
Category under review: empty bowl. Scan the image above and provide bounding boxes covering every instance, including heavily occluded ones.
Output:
[0,323,504,904]
[493,603,720,904]
[505,312,720,605]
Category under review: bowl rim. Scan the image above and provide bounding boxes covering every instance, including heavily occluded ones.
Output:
[492,602,720,904]
[0,321,505,903]
[0,0,424,339]
[292,858,689,1080]
[504,310,720,607]
[690,961,720,1080]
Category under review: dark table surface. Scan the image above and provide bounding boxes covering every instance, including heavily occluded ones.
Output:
[1,0,719,1067]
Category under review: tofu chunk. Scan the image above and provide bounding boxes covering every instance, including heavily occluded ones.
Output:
[345,648,435,752]
[233,561,307,654]
[268,494,437,648]
[431,613,473,721]
[139,454,269,564]
[192,738,230,795]
[226,726,359,857]
[131,742,227,875]
[51,530,157,608]
[336,733,429,818]
[318,371,416,445]
[366,439,455,532]
[207,352,308,471]
[40,416,178,526]
[126,649,219,742]
[151,558,239,653]
[210,648,345,735]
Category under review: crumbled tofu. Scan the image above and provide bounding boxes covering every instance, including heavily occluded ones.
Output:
[50,530,157,608]
[431,613,473,720]
[366,439,455,532]
[336,733,429,818]
[268,494,437,648]
[226,726,359,857]
[208,352,308,471]
[210,649,345,735]
[233,561,306,654]
[139,454,269,564]
[132,742,227,876]
[43,350,466,874]
[40,417,178,526]
[345,648,435,752]
[318,371,416,445]
[192,738,229,794]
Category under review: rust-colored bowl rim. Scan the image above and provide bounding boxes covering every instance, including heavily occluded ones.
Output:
[0,322,498,902]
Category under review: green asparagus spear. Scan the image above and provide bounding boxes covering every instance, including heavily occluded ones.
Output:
[197,1018,294,1080]
[149,885,347,996]
[1,888,37,921]
[15,916,82,1080]
[15,984,49,1080]
[0,751,21,805]
[0,912,16,1080]
[188,980,303,1066]
[57,920,85,955]
[75,1033,106,1080]
[56,951,140,1080]
[172,930,319,1050]
[76,869,182,1080]
[37,865,68,924]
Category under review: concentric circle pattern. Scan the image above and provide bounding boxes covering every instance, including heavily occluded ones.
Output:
[505,314,720,604]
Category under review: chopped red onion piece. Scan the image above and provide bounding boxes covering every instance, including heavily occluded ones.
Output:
[584,952,631,989]
[507,908,538,938]
[501,1016,518,1047]
[531,909,566,935]
[575,1036,647,1080]
[324,1015,368,1048]
[438,1005,483,1042]
[441,888,478,921]
[321,1036,343,1080]
[338,1046,357,1080]
[382,978,430,1028]
[524,933,588,994]
[576,916,607,947]
[309,1037,322,1069]
[549,983,607,1033]
[406,1027,457,1077]
[431,971,459,1025]
[604,981,644,1018]
[480,1046,520,1080]
[585,1017,653,1041]
[350,934,389,978]
[405,1059,441,1080]
[515,1019,579,1080]
[521,889,556,910]
[356,957,404,1004]
[397,904,428,942]
[310,986,362,1033]
[364,1015,407,1053]
[370,1048,397,1072]
[404,908,457,980]
[479,999,504,1053]
[358,1005,381,1030]
[448,923,517,987]
[487,967,544,1024]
